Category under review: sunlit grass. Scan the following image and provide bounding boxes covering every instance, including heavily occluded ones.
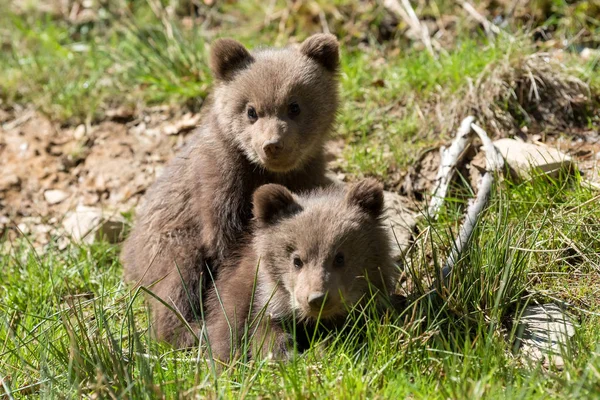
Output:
[1,0,600,398]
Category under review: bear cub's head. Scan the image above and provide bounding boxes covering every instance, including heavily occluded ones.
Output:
[210,34,340,173]
[251,179,397,321]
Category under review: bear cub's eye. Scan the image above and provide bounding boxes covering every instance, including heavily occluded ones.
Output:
[288,102,300,117]
[333,252,345,268]
[247,106,258,121]
[293,255,304,269]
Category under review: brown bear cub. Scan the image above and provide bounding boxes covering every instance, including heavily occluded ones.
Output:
[121,34,340,347]
[204,179,398,362]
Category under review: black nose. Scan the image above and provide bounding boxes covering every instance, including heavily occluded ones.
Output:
[262,139,283,157]
[308,292,327,309]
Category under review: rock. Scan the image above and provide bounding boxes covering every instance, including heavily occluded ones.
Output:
[62,206,102,243]
[493,139,574,180]
[44,189,69,204]
[73,124,86,140]
[325,171,417,261]
[162,113,201,135]
[383,191,417,261]
[581,47,600,61]
[514,303,576,369]
[105,106,135,121]
[16,223,30,235]
[62,205,126,244]
[0,173,20,191]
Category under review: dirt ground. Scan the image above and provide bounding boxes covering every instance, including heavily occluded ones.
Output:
[1,105,599,250]
[0,106,350,248]
[0,106,192,245]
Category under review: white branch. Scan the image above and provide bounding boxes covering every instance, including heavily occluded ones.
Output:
[440,172,494,279]
[425,119,503,283]
[459,1,515,42]
[471,122,504,171]
[440,122,501,281]
[428,116,475,217]
[384,0,437,58]
[460,1,501,36]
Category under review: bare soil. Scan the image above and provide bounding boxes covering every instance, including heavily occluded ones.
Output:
[0,106,195,246]
[1,106,599,248]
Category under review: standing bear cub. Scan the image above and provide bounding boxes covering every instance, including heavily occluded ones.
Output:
[122,34,340,347]
[204,179,398,362]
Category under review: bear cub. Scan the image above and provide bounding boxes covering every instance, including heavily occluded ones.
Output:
[121,34,340,347]
[204,179,398,362]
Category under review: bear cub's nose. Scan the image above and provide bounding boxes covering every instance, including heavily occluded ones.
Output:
[262,139,284,157]
[307,292,327,309]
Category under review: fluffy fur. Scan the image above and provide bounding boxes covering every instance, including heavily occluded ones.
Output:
[121,34,340,347]
[204,179,398,362]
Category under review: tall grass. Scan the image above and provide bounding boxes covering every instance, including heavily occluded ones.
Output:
[2,174,600,397]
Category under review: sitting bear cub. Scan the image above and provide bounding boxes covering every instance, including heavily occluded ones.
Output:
[122,34,341,347]
[204,179,398,362]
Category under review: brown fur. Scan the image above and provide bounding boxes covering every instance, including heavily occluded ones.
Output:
[204,179,398,362]
[121,34,340,347]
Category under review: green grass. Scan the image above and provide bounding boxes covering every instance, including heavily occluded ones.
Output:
[2,1,598,171]
[2,174,600,398]
[2,0,600,398]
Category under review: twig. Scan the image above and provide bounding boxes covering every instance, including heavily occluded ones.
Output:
[440,172,494,279]
[460,1,501,36]
[426,119,503,283]
[459,1,516,43]
[318,9,330,34]
[384,0,437,58]
[428,116,475,217]
[566,193,600,213]
[471,123,504,171]
[442,122,501,280]
[0,374,15,400]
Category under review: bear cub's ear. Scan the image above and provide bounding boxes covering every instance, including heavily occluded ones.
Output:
[299,34,340,72]
[345,179,384,219]
[210,38,254,81]
[253,184,302,227]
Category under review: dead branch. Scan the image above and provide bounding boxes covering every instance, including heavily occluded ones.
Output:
[442,122,501,280]
[460,1,500,36]
[383,0,437,58]
[471,122,504,171]
[428,116,475,217]
[459,1,515,42]
[440,171,494,279]
[426,119,503,282]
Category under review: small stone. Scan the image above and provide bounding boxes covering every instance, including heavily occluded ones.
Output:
[514,303,576,369]
[493,138,574,180]
[129,122,146,136]
[106,106,134,120]
[17,223,30,235]
[82,192,100,206]
[44,189,69,204]
[581,48,599,61]
[33,224,53,235]
[0,173,20,191]
[162,113,201,135]
[62,205,126,244]
[383,191,417,261]
[73,124,86,140]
